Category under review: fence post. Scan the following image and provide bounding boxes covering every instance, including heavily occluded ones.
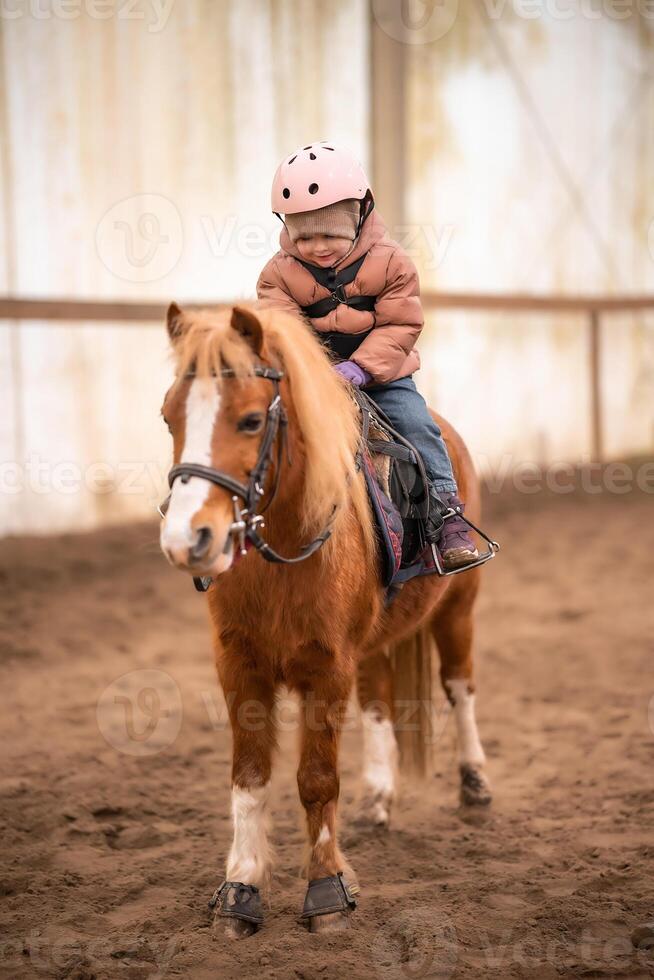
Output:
[589,310,603,463]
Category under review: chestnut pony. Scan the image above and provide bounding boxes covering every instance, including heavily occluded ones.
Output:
[159,302,491,937]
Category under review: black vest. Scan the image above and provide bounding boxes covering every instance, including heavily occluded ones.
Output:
[299,254,377,360]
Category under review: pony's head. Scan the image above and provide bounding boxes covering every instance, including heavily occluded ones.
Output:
[159,302,368,578]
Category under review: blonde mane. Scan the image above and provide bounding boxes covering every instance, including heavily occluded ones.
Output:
[170,304,375,553]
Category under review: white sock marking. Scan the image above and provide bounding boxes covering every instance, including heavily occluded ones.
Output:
[446,679,486,766]
[362,712,398,821]
[226,784,271,887]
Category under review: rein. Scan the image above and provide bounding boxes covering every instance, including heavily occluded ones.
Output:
[163,365,338,583]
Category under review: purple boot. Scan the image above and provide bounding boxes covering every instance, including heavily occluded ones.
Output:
[438,494,479,569]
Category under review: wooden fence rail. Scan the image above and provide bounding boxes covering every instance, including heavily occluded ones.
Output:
[2,292,654,464]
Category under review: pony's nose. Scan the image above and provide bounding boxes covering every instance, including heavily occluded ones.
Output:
[189,525,213,563]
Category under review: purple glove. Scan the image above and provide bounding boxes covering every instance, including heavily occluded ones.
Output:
[333,360,372,387]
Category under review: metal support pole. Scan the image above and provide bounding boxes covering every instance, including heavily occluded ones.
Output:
[589,310,603,463]
[369,0,406,232]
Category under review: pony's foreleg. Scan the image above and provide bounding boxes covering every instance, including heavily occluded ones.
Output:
[215,642,276,938]
[430,582,492,806]
[295,661,356,933]
[356,652,398,827]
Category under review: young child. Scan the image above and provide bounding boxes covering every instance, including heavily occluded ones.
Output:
[256,140,477,570]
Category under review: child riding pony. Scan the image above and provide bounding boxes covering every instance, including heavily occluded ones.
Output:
[159,302,492,938]
[257,140,479,571]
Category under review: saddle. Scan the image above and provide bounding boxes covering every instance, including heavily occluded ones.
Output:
[351,389,440,595]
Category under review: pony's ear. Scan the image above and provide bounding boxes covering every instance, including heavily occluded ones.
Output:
[230,306,263,355]
[166,302,186,344]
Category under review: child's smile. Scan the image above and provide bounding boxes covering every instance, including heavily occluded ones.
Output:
[294,234,353,268]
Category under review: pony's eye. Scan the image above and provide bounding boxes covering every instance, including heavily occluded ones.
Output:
[237,412,264,434]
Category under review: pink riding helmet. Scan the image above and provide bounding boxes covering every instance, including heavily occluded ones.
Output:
[271,140,372,214]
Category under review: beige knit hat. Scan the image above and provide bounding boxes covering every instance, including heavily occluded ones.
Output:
[284,198,360,243]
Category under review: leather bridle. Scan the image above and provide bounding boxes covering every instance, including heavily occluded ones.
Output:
[161,365,337,583]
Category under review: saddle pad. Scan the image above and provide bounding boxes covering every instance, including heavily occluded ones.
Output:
[361,450,403,588]
[355,398,440,596]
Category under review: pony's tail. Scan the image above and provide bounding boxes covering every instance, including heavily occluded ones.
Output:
[388,625,439,778]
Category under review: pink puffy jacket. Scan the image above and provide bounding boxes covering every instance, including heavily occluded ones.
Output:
[256,209,422,384]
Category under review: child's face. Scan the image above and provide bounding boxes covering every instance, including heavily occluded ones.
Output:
[294,234,353,268]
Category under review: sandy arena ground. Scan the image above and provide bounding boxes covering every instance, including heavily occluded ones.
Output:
[1,480,653,980]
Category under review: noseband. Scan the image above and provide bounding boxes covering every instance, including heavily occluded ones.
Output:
[161,365,336,587]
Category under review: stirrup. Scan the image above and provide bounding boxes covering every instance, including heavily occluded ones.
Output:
[430,507,500,577]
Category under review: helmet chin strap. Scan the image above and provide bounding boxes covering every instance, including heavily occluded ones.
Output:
[355,190,375,237]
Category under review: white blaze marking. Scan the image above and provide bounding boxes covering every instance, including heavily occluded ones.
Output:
[226,784,271,887]
[362,712,398,822]
[161,378,220,549]
[446,679,486,766]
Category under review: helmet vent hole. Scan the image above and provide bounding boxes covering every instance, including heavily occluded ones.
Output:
[282,187,291,199]
[308,183,319,195]
[288,155,297,164]
[309,152,316,160]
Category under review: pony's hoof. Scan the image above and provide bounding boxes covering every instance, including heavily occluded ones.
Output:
[309,911,351,933]
[359,791,392,829]
[223,917,258,940]
[460,763,492,806]
[300,872,357,931]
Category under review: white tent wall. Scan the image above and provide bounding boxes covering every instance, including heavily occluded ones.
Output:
[402,6,654,470]
[1,3,653,537]
[0,0,370,534]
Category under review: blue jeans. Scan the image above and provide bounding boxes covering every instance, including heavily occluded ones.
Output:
[364,376,458,494]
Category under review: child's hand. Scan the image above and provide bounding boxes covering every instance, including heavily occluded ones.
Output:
[333,361,372,387]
